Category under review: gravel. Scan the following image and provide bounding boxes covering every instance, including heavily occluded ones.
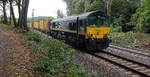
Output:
[73,51,129,77]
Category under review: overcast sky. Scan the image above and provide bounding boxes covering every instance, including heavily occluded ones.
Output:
[0,0,67,18]
[11,0,65,18]
[27,0,67,18]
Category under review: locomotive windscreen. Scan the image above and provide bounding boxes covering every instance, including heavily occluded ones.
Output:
[88,14,108,27]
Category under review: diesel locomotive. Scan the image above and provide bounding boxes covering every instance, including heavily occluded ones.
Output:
[50,11,111,50]
[32,11,111,50]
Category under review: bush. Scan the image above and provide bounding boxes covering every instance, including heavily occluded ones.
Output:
[131,0,150,33]
[26,29,43,42]
[109,32,150,48]
[110,26,122,32]
[110,32,134,45]
[26,30,100,77]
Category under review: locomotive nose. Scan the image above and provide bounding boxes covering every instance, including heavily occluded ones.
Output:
[86,27,110,39]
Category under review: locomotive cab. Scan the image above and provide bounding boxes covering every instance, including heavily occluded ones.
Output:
[84,11,111,50]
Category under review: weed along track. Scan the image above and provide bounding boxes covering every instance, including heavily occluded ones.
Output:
[87,51,150,77]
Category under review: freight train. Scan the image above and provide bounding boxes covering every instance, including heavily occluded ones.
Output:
[32,11,111,50]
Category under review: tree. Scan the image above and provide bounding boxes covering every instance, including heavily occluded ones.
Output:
[131,0,150,33]
[20,0,29,31]
[63,0,140,32]
[9,0,17,27]
[57,9,64,18]
[0,0,8,24]
[0,0,30,32]
[15,0,29,31]
[63,0,73,15]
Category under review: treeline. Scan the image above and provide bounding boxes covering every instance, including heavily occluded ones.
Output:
[63,0,150,33]
[0,0,29,32]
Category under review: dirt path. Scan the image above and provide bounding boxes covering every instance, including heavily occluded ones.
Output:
[0,27,9,77]
[0,24,35,77]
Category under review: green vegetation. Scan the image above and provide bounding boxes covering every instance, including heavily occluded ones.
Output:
[63,0,140,32]
[109,32,150,49]
[63,0,150,33]
[1,0,30,31]
[110,26,122,32]
[131,0,150,33]
[107,0,150,49]
[26,29,104,77]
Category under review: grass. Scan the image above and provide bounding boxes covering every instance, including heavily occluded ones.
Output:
[25,29,104,77]
[109,31,150,49]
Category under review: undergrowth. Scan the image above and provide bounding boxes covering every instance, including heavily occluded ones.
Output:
[25,29,104,77]
[109,31,150,49]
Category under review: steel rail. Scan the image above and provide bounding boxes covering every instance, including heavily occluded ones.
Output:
[87,51,150,77]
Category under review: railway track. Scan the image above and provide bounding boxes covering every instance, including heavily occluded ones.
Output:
[105,44,150,67]
[109,43,150,58]
[88,51,150,77]
[86,43,150,77]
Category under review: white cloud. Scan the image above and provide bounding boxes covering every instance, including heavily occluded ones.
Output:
[0,0,67,18]
[28,0,67,18]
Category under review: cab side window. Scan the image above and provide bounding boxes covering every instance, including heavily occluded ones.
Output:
[52,22,56,28]
[78,20,84,32]
[69,22,77,31]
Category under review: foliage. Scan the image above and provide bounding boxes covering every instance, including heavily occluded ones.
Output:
[0,0,30,31]
[26,29,100,77]
[63,0,140,32]
[109,32,134,44]
[88,0,105,12]
[64,0,102,15]
[26,29,43,42]
[110,0,139,32]
[110,26,122,32]
[131,0,150,33]
[109,32,150,48]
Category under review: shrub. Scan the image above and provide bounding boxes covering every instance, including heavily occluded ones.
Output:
[109,32,150,48]
[131,0,150,33]
[110,26,122,32]
[26,30,99,77]
[26,29,43,42]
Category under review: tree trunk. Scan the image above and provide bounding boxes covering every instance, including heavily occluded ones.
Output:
[20,0,29,31]
[9,8,12,24]
[24,0,29,31]
[17,0,22,27]
[9,0,17,27]
[106,0,112,17]
[2,1,8,24]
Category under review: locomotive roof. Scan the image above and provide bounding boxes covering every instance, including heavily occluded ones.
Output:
[52,11,103,22]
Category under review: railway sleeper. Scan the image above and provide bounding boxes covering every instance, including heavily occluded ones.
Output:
[141,70,150,73]
[134,67,146,70]
[127,64,139,68]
